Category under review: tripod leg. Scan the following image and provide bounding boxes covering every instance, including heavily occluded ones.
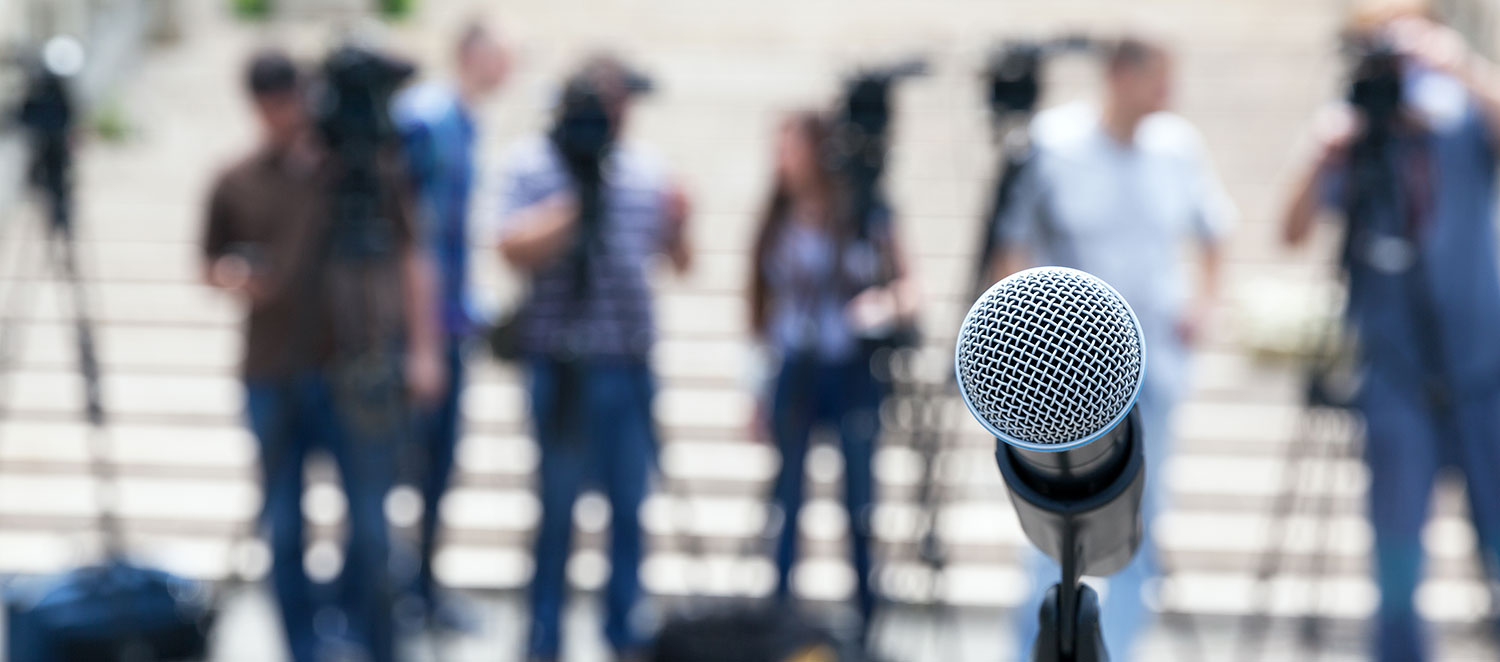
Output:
[1298,411,1356,655]
[0,215,42,401]
[1235,406,1332,662]
[0,206,46,524]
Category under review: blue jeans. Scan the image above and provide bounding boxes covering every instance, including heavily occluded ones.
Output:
[245,374,395,662]
[1013,379,1173,661]
[769,353,884,626]
[525,358,656,658]
[415,341,466,604]
[1359,369,1500,662]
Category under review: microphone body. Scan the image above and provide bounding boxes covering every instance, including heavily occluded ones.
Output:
[954,265,1149,577]
[997,409,1145,576]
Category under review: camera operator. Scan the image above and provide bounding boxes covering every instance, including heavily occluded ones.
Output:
[201,49,441,662]
[1281,3,1500,660]
[990,35,1234,660]
[391,19,510,629]
[495,54,691,662]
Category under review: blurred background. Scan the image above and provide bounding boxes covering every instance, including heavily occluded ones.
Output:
[2,0,1500,660]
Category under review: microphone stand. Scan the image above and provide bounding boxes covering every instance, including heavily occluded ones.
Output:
[1032,529,1108,662]
[991,405,1148,662]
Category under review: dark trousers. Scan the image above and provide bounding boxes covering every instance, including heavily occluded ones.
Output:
[245,373,395,662]
[415,341,466,604]
[525,358,656,658]
[769,353,883,625]
[1360,370,1500,662]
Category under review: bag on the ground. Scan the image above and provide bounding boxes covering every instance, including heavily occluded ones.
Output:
[652,603,845,662]
[5,559,216,662]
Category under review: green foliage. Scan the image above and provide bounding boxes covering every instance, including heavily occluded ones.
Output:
[232,0,272,20]
[91,99,132,143]
[230,0,410,22]
[379,0,414,20]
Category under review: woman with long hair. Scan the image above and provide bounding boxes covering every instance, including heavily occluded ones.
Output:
[749,110,918,639]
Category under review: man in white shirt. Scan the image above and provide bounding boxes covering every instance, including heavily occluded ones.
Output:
[991,35,1234,660]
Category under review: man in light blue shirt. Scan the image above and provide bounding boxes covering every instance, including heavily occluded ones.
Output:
[992,35,1233,659]
[392,20,509,627]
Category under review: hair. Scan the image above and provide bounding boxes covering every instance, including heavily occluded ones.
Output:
[748,110,841,337]
[456,19,492,60]
[564,53,632,108]
[1104,35,1167,73]
[244,48,299,97]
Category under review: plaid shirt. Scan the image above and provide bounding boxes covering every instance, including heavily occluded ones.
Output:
[497,135,670,359]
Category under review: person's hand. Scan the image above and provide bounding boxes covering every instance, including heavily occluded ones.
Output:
[664,184,691,235]
[540,191,580,227]
[209,254,269,303]
[662,182,693,272]
[747,399,770,443]
[1311,103,1358,167]
[1390,17,1472,78]
[846,285,900,335]
[405,347,447,407]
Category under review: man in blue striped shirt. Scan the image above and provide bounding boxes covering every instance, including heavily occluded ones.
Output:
[392,19,510,628]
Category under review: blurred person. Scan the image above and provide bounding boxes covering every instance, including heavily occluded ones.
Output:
[748,110,918,643]
[990,35,1234,659]
[1282,3,1500,660]
[496,54,691,662]
[391,18,511,629]
[201,49,442,662]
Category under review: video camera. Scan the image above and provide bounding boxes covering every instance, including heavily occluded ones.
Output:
[548,60,653,302]
[312,44,414,154]
[310,44,416,260]
[983,36,1094,122]
[550,65,653,172]
[833,58,927,240]
[971,37,1094,292]
[12,38,84,235]
[1344,35,1404,136]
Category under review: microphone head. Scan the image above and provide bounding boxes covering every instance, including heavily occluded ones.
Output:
[955,267,1146,451]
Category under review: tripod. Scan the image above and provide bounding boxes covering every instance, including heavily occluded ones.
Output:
[0,169,117,543]
[863,346,965,662]
[972,119,1036,297]
[862,92,1005,660]
[1232,374,1361,662]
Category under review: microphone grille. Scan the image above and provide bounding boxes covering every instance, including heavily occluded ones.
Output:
[955,267,1145,449]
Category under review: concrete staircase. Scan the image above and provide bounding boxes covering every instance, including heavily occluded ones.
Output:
[2,0,1497,659]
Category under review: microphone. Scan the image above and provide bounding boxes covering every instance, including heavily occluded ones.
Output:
[955,265,1148,582]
